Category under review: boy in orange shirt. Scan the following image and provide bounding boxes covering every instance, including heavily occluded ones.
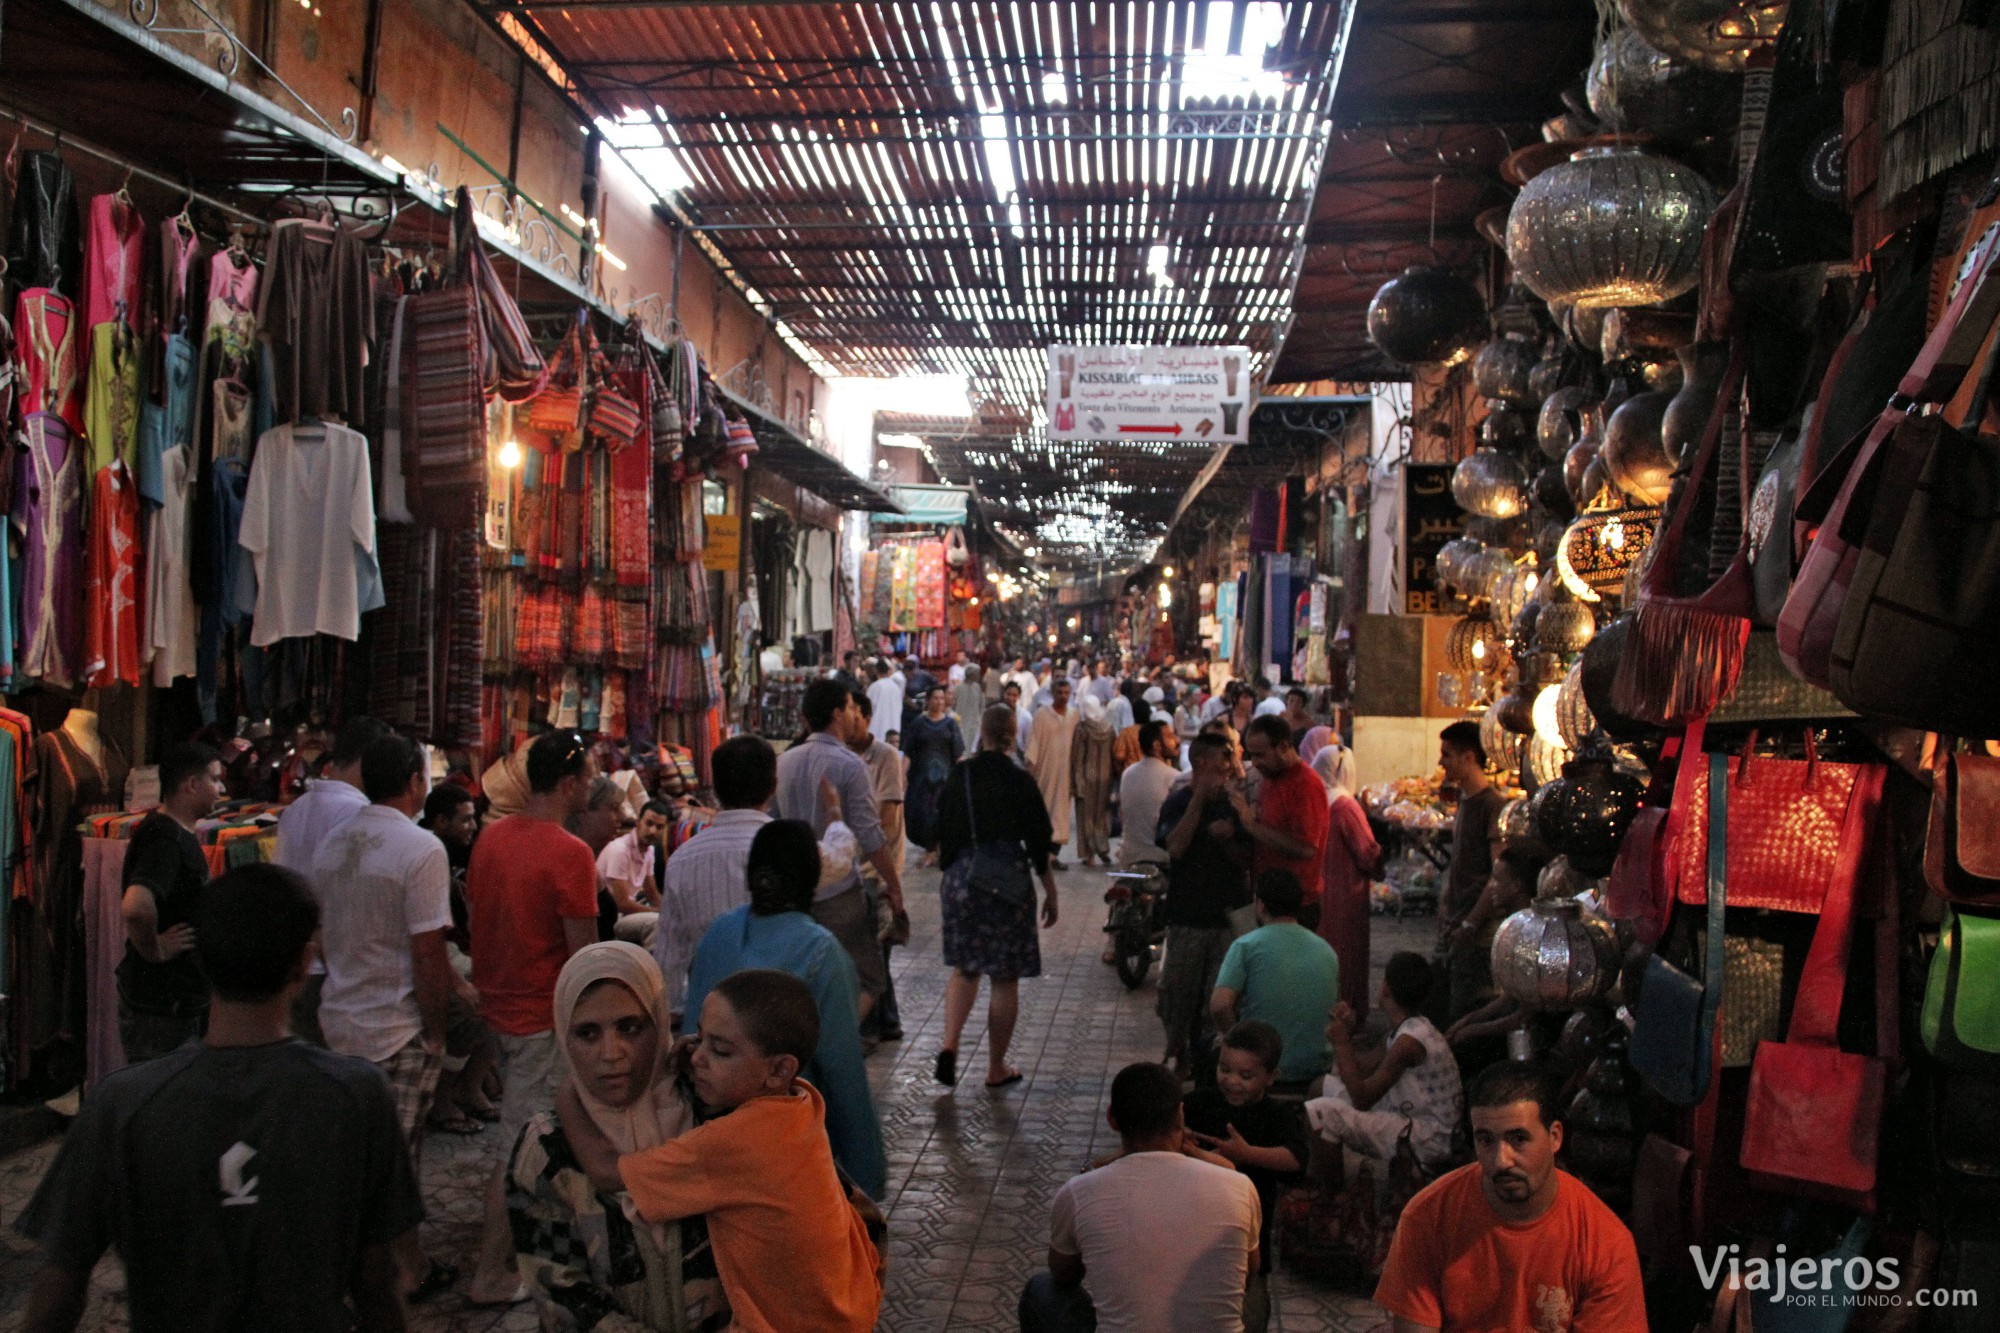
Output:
[557,968,882,1333]
[1374,1061,1644,1332]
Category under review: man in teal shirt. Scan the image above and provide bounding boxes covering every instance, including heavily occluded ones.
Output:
[1211,870,1340,1087]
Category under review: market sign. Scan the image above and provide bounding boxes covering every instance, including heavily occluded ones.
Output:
[1402,463,1464,615]
[702,513,742,572]
[1046,345,1254,443]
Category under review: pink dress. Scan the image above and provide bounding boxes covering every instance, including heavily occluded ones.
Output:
[1319,790,1382,1021]
[81,192,146,331]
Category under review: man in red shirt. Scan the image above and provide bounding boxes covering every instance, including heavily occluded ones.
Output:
[466,729,600,1305]
[1375,1062,1644,1331]
[1233,715,1331,931]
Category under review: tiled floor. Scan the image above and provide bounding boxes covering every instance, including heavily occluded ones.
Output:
[0,858,1427,1331]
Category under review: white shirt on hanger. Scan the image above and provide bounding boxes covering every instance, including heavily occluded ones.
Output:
[238,422,376,647]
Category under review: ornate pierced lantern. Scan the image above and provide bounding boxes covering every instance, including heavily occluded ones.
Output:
[1505,147,1719,309]
[1618,0,1789,72]
[1447,613,1510,674]
[1492,897,1621,1007]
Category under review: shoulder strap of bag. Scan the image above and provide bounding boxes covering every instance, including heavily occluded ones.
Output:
[1786,761,1888,1047]
[963,763,979,845]
[1702,750,1729,1010]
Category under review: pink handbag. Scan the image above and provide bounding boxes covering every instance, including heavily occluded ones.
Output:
[1778,223,2000,684]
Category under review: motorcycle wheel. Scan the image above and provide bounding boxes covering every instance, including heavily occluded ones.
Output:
[1114,911,1153,989]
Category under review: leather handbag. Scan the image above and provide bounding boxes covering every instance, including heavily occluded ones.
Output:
[1615,345,1754,725]
[1668,723,1887,915]
[1708,631,1855,725]
[1630,752,1729,1107]
[955,768,1035,909]
[1920,906,2000,1071]
[1606,734,1684,944]
[1828,327,2000,734]
[1739,807,1888,1209]
[1779,222,2000,686]
[1927,745,2000,905]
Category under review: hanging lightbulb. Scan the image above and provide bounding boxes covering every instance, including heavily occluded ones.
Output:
[1163,565,1175,579]
[498,436,523,469]
[1159,584,1173,608]
[1472,638,1488,663]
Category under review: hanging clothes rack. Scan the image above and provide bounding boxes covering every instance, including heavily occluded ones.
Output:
[0,102,269,232]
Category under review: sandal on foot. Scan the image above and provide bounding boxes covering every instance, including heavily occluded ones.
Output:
[935,1049,958,1086]
[427,1110,484,1136]
[461,1100,501,1123]
[985,1069,1024,1088]
[406,1260,459,1304]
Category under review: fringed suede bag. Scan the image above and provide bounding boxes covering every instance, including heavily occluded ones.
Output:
[1612,345,1753,726]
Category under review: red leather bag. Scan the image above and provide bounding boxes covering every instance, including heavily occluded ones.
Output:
[1669,722,1886,914]
[1739,813,1893,1209]
[1779,223,2000,685]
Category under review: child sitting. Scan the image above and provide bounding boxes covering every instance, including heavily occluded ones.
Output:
[557,967,882,1333]
[1182,1021,1309,1333]
[1307,952,1464,1174]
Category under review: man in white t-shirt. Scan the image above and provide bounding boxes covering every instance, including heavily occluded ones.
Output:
[1024,1062,1260,1333]
[596,800,670,949]
[310,732,455,1298]
[1117,721,1180,869]
[271,714,390,1045]
[866,659,905,745]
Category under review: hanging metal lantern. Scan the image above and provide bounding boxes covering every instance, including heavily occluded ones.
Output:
[1479,707,1514,778]
[1366,266,1487,366]
[1557,509,1659,603]
[1618,0,1788,73]
[1452,448,1530,519]
[1527,348,1567,405]
[1533,464,1576,522]
[1538,854,1601,901]
[1586,25,1741,139]
[1531,745,1646,876]
[1603,392,1676,506]
[1501,796,1537,843]
[1494,679,1538,734]
[1509,601,1542,659]
[1540,385,1592,461]
[1492,896,1620,1007]
[1474,337,1541,405]
[1491,557,1543,626]
[1557,660,1598,749]
[1435,536,1485,594]
[1465,546,1517,604]
[1527,730,1570,786]
[1479,401,1536,452]
[1446,613,1509,673]
[1579,455,1618,513]
[1535,589,1598,655]
[1505,147,1719,309]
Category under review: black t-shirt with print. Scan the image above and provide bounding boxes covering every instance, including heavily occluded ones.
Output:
[1157,784,1251,927]
[17,1039,423,1332]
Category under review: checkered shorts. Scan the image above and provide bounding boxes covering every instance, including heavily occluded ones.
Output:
[377,1037,445,1167]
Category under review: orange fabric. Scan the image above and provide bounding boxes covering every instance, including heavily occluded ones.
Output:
[620,1081,881,1333]
[1374,1164,1645,1333]
[83,462,142,689]
[1112,724,1142,775]
[465,814,600,1036]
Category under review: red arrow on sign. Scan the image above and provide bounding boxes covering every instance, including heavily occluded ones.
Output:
[1117,423,1182,435]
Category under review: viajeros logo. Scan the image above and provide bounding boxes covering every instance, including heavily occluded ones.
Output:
[1691,1245,1980,1310]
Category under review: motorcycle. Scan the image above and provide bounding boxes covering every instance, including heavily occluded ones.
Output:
[1103,862,1168,989]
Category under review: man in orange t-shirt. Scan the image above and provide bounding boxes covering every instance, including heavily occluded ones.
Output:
[1374,1062,1645,1332]
[1233,716,1331,931]
[560,968,882,1333]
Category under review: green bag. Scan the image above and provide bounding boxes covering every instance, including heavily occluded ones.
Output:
[1921,907,2000,1070]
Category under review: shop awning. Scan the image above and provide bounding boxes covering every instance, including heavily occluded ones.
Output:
[721,386,903,515]
[871,485,969,525]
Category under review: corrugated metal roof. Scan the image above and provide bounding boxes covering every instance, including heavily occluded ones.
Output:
[491,0,1358,563]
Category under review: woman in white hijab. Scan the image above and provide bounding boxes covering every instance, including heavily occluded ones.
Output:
[507,942,729,1332]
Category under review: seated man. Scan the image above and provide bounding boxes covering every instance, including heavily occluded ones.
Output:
[1307,952,1463,1173]
[1021,1062,1261,1333]
[1211,870,1339,1091]
[1374,1062,1644,1332]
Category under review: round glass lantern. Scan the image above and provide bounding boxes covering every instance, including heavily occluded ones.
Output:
[1490,557,1542,626]
[1434,536,1483,595]
[1453,448,1530,519]
[1474,337,1541,406]
[1505,147,1719,309]
[1535,588,1598,655]
[1491,896,1620,1007]
[1447,613,1509,674]
[1557,660,1598,750]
